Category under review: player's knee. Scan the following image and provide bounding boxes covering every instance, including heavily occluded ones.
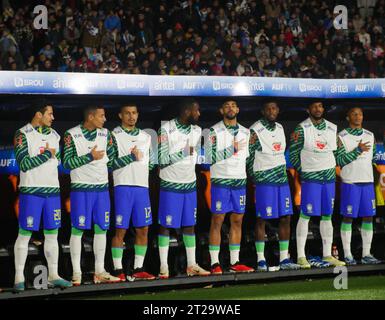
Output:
[71,227,83,236]
[94,224,107,235]
[256,217,265,226]
[136,226,148,238]
[114,228,126,241]
[182,226,195,234]
[211,214,225,227]
[231,215,243,228]
[342,217,353,224]
[280,215,291,225]
[18,227,32,237]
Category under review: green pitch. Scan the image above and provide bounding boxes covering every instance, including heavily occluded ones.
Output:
[90,275,385,300]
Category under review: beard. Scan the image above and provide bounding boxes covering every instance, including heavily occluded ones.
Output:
[311,114,323,120]
[187,116,199,125]
[224,113,237,120]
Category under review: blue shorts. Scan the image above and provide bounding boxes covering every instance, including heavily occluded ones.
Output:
[301,181,335,216]
[19,194,61,231]
[340,183,376,218]
[255,184,293,219]
[70,190,110,230]
[114,186,152,228]
[211,185,246,214]
[158,189,197,228]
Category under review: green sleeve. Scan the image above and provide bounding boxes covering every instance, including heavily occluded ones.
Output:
[335,137,362,167]
[62,131,93,170]
[110,133,136,170]
[206,128,237,166]
[373,141,377,164]
[149,147,156,171]
[158,127,190,169]
[289,125,304,172]
[14,130,51,172]
[246,129,258,177]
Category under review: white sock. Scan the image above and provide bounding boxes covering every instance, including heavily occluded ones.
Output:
[296,216,309,258]
[14,234,31,284]
[134,255,145,269]
[257,252,265,262]
[113,257,123,270]
[159,245,169,270]
[186,247,196,267]
[361,226,373,257]
[44,233,59,280]
[320,219,333,258]
[70,234,82,274]
[94,233,107,274]
[280,250,288,262]
[341,229,352,258]
[230,248,240,265]
[209,248,220,265]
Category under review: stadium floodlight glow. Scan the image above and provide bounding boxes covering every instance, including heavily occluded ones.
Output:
[71,76,89,94]
[233,81,250,96]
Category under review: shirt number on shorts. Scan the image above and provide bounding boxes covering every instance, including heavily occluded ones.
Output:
[145,207,151,219]
[372,200,376,209]
[240,195,246,206]
[285,197,290,208]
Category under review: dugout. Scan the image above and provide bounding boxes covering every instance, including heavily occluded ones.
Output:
[0,72,385,288]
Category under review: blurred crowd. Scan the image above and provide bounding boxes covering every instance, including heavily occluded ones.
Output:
[0,0,384,78]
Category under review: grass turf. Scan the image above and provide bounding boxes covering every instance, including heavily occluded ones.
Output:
[90,275,385,300]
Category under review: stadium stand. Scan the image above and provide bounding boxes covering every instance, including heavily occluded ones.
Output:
[0,0,385,78]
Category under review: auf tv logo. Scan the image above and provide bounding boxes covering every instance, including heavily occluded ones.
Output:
[333,5,348,30]
[33,5,48,30]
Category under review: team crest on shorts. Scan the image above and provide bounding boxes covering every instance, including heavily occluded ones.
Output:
[266,206,272,216]
[116,215,123,225]
[79,215,86,227]
[26,216,34,228]
[166,215,173,226]
[347,205,353,214]
[216,201,222,211]
[306,203,313,214]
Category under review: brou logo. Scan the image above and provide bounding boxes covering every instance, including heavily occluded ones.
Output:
[33,5,48,30]
[333,5,348,30]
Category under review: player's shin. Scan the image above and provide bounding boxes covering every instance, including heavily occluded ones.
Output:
[183,233,196,267]
[341,222,353,258]
[94,225,107,274]
[158,234,170,270]
[361,221,373,257]
[70,227,83,275]
[44,229,59,280]
[14,228,32,284]
[296,213,310,258]
[320,215,333,258]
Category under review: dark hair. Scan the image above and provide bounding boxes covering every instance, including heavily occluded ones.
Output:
[120,104,138,113]
[347,106,363,116]
[29,98,52,119]
[307,99,324,108]
[262,99,278,109]
[219,98,237,109]
[178,98,198,115]
[84,105,104,120]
